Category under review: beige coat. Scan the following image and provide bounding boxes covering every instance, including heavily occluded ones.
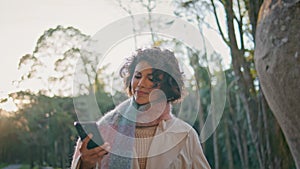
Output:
[71,117,211,169]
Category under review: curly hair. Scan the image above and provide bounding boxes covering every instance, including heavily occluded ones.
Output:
[119,47,185,102]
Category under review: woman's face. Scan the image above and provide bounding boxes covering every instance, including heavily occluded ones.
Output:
[131,61,163,105]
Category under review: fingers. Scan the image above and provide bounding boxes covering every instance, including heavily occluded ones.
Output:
[79,135,111,168]
[80,133,93,151]
[99,142,111,156]
[84,142,110,159]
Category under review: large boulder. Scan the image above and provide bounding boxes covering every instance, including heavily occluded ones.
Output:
[255,0,300,168]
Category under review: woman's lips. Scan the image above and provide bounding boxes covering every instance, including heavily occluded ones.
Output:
[136,90,149,96]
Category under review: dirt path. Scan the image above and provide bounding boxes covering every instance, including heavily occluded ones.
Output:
[2,164,21,169]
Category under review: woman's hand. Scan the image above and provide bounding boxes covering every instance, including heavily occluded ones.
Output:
[79,134,111,169]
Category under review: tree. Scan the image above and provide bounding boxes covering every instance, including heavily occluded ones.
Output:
[17,25,95,97]
[17,25,115,119]
[0,111,25,163]
[115,0,172,47]
[9,91,76,168]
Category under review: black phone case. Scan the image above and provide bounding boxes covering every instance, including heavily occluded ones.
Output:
[74,121,104,149]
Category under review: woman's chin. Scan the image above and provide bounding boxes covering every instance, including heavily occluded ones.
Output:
[134,98,149,105]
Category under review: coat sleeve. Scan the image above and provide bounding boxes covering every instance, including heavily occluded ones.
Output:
[71,138,102,169]
[70,138,82,169]
[188,129,211,169]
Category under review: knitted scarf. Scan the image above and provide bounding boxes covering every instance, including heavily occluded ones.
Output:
[97,98,171,169]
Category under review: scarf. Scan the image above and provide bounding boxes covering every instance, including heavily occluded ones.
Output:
[97,97,171,169]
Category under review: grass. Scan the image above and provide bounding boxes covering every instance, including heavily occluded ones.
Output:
[0,164,57,169]
[0,163,8,169]
[19,164,30,169]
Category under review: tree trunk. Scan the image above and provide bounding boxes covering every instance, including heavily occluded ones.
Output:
[255,0,300,168]
[213,109,219,169]
[224,120,234,169]
[247,0,264,41]
[225,1,264,168]
[260,91,273,168]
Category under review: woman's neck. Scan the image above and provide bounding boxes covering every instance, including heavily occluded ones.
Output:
[135,101,172,127]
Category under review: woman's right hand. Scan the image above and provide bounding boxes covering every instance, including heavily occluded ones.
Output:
[79,134,111,169]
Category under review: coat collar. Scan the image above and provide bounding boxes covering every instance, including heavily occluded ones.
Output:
[135,118,192,169]
[147,118,191,156]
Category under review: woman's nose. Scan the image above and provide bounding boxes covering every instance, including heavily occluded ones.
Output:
[137,77,148,87]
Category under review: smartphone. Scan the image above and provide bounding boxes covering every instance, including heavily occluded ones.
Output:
[74,121,104,149]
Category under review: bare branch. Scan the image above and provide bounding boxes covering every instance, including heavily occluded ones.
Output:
[236,0,245,51]
[210,0,229,45]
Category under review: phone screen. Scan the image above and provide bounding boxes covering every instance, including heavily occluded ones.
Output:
[74,121,104,149]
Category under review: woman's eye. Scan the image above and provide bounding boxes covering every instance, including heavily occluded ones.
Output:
[134,74,141,79]
[148,75,154,81]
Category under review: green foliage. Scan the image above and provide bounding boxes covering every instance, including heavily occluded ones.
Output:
[0,87,114,168]
[0,163,8,168]
[2,92,74,167]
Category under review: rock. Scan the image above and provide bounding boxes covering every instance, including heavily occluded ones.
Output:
[255,0,300,168]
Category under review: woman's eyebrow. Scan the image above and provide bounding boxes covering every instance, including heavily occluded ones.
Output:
[134,70,153,76]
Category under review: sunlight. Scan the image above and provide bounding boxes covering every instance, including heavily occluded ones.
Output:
[0,97,18,112]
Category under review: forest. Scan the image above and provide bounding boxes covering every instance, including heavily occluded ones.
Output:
[0,0,298,169]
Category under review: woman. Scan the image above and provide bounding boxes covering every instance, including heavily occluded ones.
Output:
[71,47,211,169]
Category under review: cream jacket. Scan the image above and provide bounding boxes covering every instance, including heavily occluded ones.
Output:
[71,117,211,169]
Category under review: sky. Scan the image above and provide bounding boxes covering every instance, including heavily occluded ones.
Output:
[0,0,229,111]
